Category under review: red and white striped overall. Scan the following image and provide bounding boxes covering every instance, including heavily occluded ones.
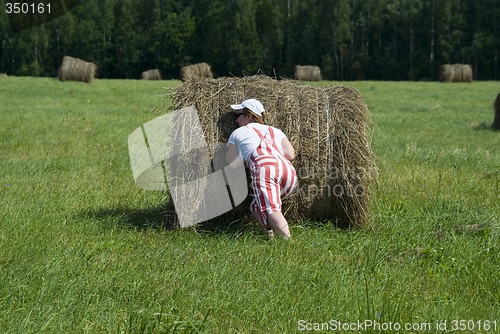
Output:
[248,126,298,226]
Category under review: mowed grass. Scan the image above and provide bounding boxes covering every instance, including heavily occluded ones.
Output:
[0,76,498,333]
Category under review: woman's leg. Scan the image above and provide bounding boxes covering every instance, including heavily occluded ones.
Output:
[252,211,274,239]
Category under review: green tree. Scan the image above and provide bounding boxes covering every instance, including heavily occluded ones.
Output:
[45,10,77,76]
[108,0,142,78]
[288,0,321,71]
[157,1,196,78]
[69,0,102,63]
[192,0,263,76]
[255,0,285,76]
[1,0,499,80]
[317,0,352,80]
[463,0,500,79]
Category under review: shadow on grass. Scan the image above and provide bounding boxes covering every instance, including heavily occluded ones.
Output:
[82,205,169,230]
[196,216,254,236]
[81,203,252,236]
[469,121,496,131]
[161,198,257,237]
[81,193,345,237]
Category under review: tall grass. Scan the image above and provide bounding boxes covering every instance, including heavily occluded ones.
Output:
[1,77,498,333]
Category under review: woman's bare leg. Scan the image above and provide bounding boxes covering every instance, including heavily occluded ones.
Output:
[268,212,291,239]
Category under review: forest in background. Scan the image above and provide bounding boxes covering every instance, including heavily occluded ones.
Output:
[0,0,499,81]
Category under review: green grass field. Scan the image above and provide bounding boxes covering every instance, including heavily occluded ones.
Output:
[1,76,498,333]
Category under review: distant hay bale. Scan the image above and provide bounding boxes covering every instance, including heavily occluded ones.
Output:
[180,63,213,81]
[493,92,500,131]
[165,75,376,229]
[440,64,473,83]
[58,56,96,83]
[295,65,322,81]
[0,73,7,77]
[142,69,162,80]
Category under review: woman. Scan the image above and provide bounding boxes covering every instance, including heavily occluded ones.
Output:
[226,98,298,239]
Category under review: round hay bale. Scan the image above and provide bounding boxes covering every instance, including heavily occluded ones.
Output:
[166,75,376,228]
[142,69,162,80]
[295,65,322,81]
[440,64,473,82]
[493,92,500,131]
[58,56,96,83]
[0,73,7,77]
[180,63,214,81]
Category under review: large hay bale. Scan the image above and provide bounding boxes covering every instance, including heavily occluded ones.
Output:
[180,63,213,81]
[58,56,96,83]
[295,65,322,81]
[166,75,375,228]
[440,64,473,83]
[493,92,500,131]
[142,69,162,80]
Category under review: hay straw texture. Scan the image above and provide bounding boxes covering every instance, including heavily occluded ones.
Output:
[440,64,473,82]
[58,56,96,83]
[493,92,500,131]
[166,75,376,228]
[295,65,322,81]
[142,69,162,80]
[180,63,213,81]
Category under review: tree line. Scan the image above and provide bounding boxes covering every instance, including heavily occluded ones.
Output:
[1,0,499,81]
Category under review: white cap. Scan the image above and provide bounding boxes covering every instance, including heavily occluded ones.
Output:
[230,98,264,117]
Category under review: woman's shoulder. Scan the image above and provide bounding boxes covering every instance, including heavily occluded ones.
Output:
[247,123,286,136]
[229,125,252,140]
[267,125,286,137]
[248,123,271,131]
[232,125,253,134]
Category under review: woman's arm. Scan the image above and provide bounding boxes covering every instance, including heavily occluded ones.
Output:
[226,143,243,169]
[281,138,295,161]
